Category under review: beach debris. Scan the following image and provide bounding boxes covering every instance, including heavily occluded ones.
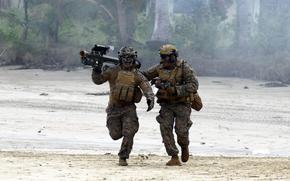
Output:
[138,154,149,160]
[212,81,222,84]
[260,82,288,87]
[37,126,46,133]
[86,92,109,96]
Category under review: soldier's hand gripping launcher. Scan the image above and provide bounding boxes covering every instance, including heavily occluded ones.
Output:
[80,44,119,68]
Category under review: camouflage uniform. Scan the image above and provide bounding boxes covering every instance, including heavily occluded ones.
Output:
[143,46,199,159]
[92,48,154,161]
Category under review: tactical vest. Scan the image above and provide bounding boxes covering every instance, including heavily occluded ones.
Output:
[111,70,142,103]
[156,60,190,102]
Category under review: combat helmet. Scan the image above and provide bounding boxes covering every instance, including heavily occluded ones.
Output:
[118,46,137,59]
[159,44,178,57]
[159,44,178,64]
[118,46,141,69]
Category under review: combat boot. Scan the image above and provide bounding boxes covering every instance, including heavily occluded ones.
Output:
[166,155,181,166]
[181,145,189,162]
[119,158,128,166]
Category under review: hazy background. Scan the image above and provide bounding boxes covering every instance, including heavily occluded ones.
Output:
[0,0,290,83]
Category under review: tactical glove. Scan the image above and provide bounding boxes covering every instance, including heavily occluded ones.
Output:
[155,81,170,90]
[146,98,154,112]
[93,66,102,74]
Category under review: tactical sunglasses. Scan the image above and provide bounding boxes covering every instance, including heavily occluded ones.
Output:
[160,54,170,59]
[120,55,136,59]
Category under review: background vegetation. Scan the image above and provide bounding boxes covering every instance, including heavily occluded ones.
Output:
[0,0,290,83]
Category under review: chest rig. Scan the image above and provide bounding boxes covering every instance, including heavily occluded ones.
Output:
[156,60,184,101]
[111,70,142,103]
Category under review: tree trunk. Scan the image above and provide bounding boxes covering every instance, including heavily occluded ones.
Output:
[147,0,171,49]
[9,0,22,8]
[48,0,62,45]
[236,0,259,50]
[146,0,152,17]
[151,0,171,42]
[17,0,23,8]
[0,0,11,9]
[22,0,28,41]
[116,0,129,45]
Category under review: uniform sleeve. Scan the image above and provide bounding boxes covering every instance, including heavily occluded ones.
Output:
[136,71,155,100]
[91,67,112,85]
[175,63,199,97]
[142,65,159,81]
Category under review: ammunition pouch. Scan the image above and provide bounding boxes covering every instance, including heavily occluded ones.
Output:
[156,88,202,111]
[156,88,182,102]
[112,85,142,103]
[112,85,134,102]
[156,89,170,100]
[111,70,142,103]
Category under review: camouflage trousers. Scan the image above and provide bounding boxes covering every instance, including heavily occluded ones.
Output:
[106,104,139,159]
[156,102,192,156]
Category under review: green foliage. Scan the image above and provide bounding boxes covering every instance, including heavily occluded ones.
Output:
[172,7,222,58]
[134,12,153,43]
[125,0,147,38]
[0,9,22,44]
[0,0,289,83]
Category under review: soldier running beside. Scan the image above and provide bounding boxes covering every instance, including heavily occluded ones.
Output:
[143,44,200,166]
[92,47,154,166]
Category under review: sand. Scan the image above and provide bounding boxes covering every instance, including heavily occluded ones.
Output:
[0,66,290,180]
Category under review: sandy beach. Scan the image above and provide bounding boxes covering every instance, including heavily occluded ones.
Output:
[0,66,290,180]
[1,151,290,181]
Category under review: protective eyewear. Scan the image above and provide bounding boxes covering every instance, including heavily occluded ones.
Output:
[120,54,136,59]
[160,54,170,59]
